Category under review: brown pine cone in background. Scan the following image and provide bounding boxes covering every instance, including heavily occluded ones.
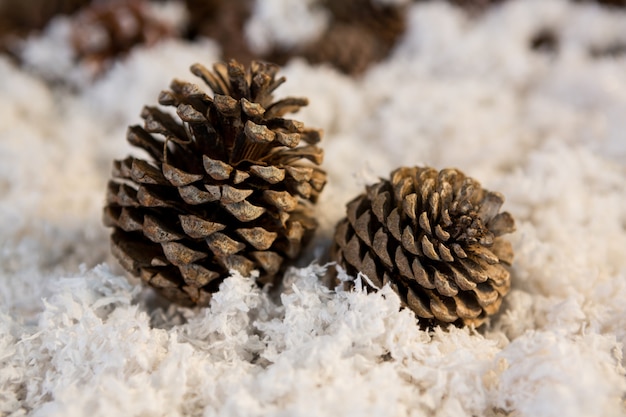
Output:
[183,0,221,29]
[321,0,406,48]
[331,166,515,328]
[265,0,407,76]
[0,0,89,34]
[0,0,90,54]
[318,0,406,75]
[181,0,405,75]
[71,0,177,75]
[104,59,327,306]
[302,24,380,76]
[306,0,405,76]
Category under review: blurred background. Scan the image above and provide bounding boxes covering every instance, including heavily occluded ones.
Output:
[2,0,625,80]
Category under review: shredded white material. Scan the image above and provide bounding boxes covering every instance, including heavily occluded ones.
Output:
[2,1,626,416]
[245,0,329,54]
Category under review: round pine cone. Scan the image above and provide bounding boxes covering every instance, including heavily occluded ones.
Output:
[331,166,515,327]
[104,60,327,306]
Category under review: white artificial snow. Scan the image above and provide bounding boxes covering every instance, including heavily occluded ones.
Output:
[144,0,189,34]
[18,17,87,86]
[245,0,329,54]
[83,38,221,129]
[2,0,626,416]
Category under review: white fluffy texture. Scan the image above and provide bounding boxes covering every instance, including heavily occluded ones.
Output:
[18,17,86,86]
[2,1,626,416]
[145,1,189,33]
[245,0,329,54]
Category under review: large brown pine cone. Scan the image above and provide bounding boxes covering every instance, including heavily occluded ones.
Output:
[104,60,327,306]
[331,166,515,327]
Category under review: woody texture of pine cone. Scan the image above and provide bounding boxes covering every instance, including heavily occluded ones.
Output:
[331,166,515,327]
[104,60,327,306]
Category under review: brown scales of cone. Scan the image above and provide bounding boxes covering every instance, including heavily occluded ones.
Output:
[331,166,515,327]
[104,59,326,306]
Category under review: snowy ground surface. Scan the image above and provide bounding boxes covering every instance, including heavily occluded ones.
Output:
[2,1,626,416]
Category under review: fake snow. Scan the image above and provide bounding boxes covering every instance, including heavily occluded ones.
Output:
[1,1,626,416]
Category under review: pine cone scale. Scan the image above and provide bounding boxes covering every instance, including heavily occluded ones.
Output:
[412,257,435,290]
[111,231,163,272]
[251,251,282,277]
[117,207,143,232]
[407,287,434,319]
[450,265,476,291]
[429,293,458,323]
[161,241,207,266]
[454,293,482,319]
[433,269,458,297]
[143,214,184,242]
[132,159,169,185]
[401,226,419,255]
[136,185,172,208]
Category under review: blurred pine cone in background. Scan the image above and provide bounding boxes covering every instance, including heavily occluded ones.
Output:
[104,60,327,306]
[265,0,407,76]
[0,0,88,35]
[304,0,406,75]
[4,0,626,75]
[331,166,515,328]
[0,0,89,53]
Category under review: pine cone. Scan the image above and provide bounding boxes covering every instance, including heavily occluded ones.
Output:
[309,0,406,75]
[302,24,383,76]
[331,166,515,327]
[321,0,406,48]
[0,0,88,34]
[104,60,327,306]
[264,0,406,76]
[71,0,176,75]
[0,0,89,54]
